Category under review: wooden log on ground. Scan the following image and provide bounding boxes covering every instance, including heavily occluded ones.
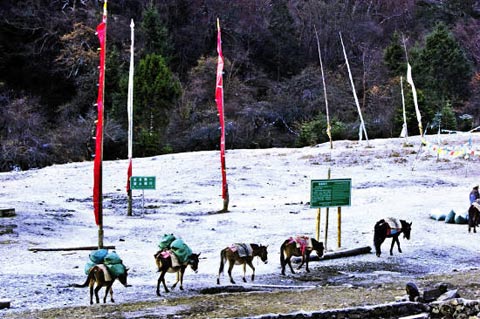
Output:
[28,245,116,252]
[0,208,16,217]
[0,299,11,309]
[293,246,372,263]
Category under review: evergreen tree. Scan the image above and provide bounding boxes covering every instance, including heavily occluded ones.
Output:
[140,5,173,59]
[384,32,405,77]
[260,0,302,79]
[414,23,473,107]
[134,54,181,156]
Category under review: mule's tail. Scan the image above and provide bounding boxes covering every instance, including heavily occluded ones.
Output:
[71,268,95,288]
[279,240,287,267]
[218,249,226,275]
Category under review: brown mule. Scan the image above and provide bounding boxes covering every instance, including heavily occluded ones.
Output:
[217,243,268,285]
[154,250,200,296]
[280,236,324,275]
[73,264,129,304]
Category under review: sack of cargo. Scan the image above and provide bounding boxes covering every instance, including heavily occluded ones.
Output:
[170,238,192,264]
[104,251,122,265]
[106,263,126,277]
[444,210,456,224]
[158,233,176,250]
[455,213,467,224]
[84,260,96,275]
[89,249,108,264]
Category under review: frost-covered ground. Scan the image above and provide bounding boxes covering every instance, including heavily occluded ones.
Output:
[1,134,480,315]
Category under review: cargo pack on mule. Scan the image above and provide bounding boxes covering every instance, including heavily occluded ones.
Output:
[73,249,129,304]
[154,234,201,296]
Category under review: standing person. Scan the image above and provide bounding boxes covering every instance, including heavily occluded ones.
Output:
[470,185,479,204]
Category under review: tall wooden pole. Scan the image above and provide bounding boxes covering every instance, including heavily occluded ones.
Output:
[314,25,332,149]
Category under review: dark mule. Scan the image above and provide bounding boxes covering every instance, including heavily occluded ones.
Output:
[217,243,268,285]
[468,204,480,233]
[154,250,200,296]
[280,236,324,275]
[374,218,412,257]
[73,264,129,304]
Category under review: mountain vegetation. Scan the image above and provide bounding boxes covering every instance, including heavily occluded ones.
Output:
[1,0,479,171]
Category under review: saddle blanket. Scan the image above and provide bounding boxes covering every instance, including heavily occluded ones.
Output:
[385,217,401,235]
[97,264,112,282]
[160,250,181,268]
[229,243,252,257]
[288,236,312,255]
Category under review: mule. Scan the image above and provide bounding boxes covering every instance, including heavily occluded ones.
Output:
[73,264,129,304]
[280,236,324,275]
[217,243,268,285]
[374,218,412,257]
[468,204,480,233]
[154,250,200,296]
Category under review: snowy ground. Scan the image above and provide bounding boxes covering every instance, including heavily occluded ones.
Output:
[1,134,480,315]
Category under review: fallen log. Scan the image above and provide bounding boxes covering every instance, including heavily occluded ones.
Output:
[28,245,116,252]
[293,246,372,263]
[0,299,11,309]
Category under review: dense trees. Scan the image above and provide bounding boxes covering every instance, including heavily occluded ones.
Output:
[0,0,479,171]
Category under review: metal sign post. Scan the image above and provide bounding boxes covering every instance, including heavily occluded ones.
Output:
[130,176,156,214]
[310,178,351,249]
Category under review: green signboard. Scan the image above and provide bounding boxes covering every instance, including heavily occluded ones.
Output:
[130,176,156,190]
[310,178,351,208]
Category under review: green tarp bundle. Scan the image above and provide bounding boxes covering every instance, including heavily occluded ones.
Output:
[158,234,176,250]
[84,249,126,277]
[170,239,193,264]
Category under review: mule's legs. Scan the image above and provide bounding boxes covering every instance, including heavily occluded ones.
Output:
[227,260,236,284]
[304,252,311,272]
[89,282,95,305]
[103,283,114,303]
[161,271,170,293]
[374,237,385,257]
[156,271,169,296]
[396,237,403,253]
[296,255,305,270]
[171,270,181,290]
[246,260,256,282]
[94,285,102,304]
[286,256,295,274]
[179,268,186,290]
[390,236,402,255]
[172,268,186,290]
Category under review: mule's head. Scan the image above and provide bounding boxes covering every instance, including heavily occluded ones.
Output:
[188,253,201,273]
[118,266,130,287]
[257,245,268,264]
[313,239,325,258]
[402,220,412,240]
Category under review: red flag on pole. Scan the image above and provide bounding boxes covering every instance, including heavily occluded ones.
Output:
[215,18,227,201]
[126,19,135,193]
[93,3,107,225]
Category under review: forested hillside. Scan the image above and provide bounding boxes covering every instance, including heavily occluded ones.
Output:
[1,0,479,171]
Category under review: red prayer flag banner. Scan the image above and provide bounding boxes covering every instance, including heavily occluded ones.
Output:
[215,18,227,200]
[93,4,107,225]
[126,158,132,192]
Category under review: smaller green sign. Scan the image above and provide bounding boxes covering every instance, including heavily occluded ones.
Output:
[310,178,351,208]
[130,176,156,190]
